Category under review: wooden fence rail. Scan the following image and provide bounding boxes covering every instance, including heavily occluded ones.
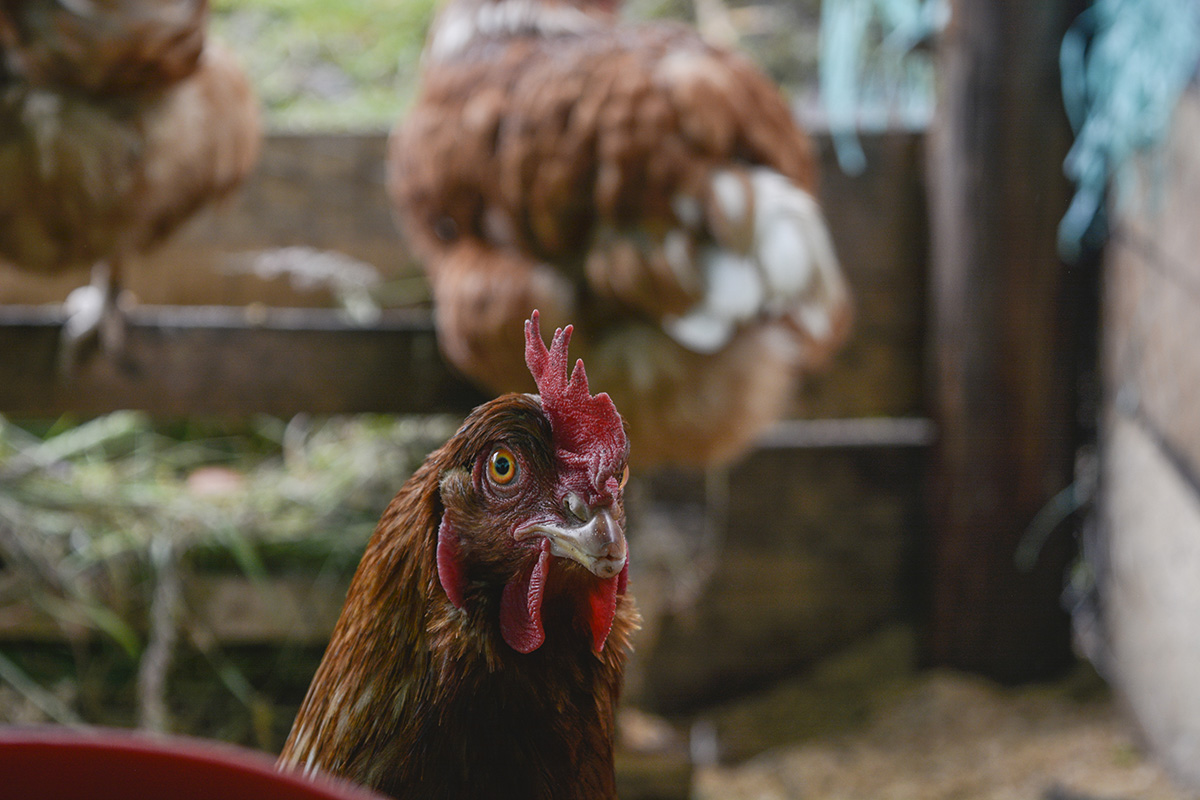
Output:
[0,130,928,422]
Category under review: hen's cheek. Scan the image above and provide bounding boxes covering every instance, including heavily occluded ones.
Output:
[480,480,529,509]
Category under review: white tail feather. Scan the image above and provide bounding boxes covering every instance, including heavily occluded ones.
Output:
[664,167,848,356]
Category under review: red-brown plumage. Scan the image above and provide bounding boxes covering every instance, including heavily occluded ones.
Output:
[279,314,639,800]
[389,0,852,467]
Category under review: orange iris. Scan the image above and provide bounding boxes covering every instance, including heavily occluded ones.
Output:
[488,447,518,485]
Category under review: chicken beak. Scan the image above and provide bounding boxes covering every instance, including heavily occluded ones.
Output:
[516,504,626,580]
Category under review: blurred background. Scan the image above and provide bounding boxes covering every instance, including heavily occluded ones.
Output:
[2,0,1199,797]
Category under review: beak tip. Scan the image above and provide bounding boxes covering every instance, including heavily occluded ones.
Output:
[594,558,624,580]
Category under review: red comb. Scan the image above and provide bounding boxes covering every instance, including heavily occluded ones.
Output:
[524,311,627,476]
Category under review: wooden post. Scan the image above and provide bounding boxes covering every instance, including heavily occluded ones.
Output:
[925,0,1093,680]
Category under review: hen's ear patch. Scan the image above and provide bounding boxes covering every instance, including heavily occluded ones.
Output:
[436,518,467,609]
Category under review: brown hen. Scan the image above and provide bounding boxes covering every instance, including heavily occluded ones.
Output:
[279,312,639,800]
[389,0,851,468]
[0,0,259,367]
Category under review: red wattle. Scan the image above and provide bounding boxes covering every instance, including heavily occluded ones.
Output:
[436,519,466,609]
[500,541,551,653]
[586,561,627,653]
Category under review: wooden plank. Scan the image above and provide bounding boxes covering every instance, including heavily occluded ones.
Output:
[1100,413,1200,788]
[0,305,487,418]
[0,572,347,645]
[1116,85,1200,295]
[796,131,929,419]
[1098,93,1200,790]
[1104,234,1200,485]
[0,302,940,423]
[0,130,928,420]
[757,417,935,450]
[1105,83,1200,484]
[633,444,923,711]
[184,575,346,646]
[923,0,1093,680]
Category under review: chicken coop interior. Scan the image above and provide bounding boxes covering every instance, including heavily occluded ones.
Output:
[2,0,1200,797]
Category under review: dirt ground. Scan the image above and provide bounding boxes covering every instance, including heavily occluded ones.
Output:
[693,669,1191,800]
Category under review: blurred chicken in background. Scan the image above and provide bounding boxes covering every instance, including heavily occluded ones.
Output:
[388,0,851,471]
[0,0,260,371]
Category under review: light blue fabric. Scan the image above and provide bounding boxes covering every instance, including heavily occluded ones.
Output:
[1059,0,1200,259]
[819,0,946,174]
[819,0,1200,260]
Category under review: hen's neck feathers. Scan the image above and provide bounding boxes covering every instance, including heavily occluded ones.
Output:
[279,461,441,782]
[279,402,637,799]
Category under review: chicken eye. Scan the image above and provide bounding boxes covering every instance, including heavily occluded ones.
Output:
[433,215,459,242]
[488,447,519,485]
[619,465,630,489]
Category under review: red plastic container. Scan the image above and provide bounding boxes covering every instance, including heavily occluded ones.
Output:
[0,726,386,800]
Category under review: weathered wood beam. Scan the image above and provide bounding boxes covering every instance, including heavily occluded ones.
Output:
[1106,88,1200,486]
[0,296,934,422]
[758,417,935,450]
[1,130,930,421]
[0,306,487,418]
[1099,89,1200,782]
[924,0,1094,680]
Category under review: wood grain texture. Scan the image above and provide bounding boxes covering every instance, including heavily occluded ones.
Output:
[1100,414,1200,789]
[1105,85,1200,484]
[794,132,927,419]
[1099,85,1200,789]
[1115,86,1200,296]
[0,134,409,308]
[633,445,924,711]
[1105,234,1200,487]
[0,306,486,417]
[924,0,1092,680]
[0,130,925,421]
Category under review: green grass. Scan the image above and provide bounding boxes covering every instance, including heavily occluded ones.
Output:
[0,412,455,649]
[0,411,456,741]
[208,0,823,131]
[210,0,441,130]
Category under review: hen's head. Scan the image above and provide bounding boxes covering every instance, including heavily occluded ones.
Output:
[436,312,631,654]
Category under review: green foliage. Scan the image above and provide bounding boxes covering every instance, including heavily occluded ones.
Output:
[0,412,455,739]
[208,0,822,130]
[210,0,441,130]
[0,413,454,650]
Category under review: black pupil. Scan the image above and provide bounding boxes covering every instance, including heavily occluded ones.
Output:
[494,454,511,476]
